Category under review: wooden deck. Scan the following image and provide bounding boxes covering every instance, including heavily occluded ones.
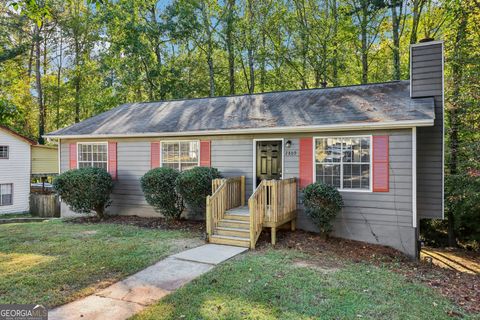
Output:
[206,177,297,249]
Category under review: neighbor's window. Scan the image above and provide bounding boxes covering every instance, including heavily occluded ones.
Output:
[0,184,13,206]
[315,136,371,190]
[161,141,199,171]
[0,146,8,159]
[77,143,108,170]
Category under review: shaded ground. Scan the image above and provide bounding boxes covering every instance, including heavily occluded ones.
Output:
[68,215,205,233]
[0,220,202,308]
[65,216,480,315]
[132,248,471,320]
[263,229,480,315]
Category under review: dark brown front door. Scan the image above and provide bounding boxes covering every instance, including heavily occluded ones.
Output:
[256,140,283,186]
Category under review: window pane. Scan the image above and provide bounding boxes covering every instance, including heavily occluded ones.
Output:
[316,164,340,188]
[361,138,370,162]
[0,146,8,159]
[315,139,328,162]
[77,144,108,170]
[0,184,12,206]
[316,137,370,190]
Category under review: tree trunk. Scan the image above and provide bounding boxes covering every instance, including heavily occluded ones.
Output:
[331,0,339,86]
[35,25,45,145]
[247,0,255,94]
[226,0,236,95]
[202,3,215,97]
[447,9,468,247]
[391,0,401,80]
[410,0,424,44]
[360,1,368,84]
[260,31,266,92]
[56,35,63,130]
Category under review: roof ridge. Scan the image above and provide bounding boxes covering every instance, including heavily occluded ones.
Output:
[127,80,408,106]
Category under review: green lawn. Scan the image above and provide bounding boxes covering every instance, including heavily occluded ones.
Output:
[133,250,473,320]
[0,220,201,308]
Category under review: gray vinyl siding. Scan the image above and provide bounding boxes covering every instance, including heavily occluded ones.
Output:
[211,139,254,198]
[411,42,444,219]
[59,129,416,256]
[109,141,156,216]
[289,129,416,257]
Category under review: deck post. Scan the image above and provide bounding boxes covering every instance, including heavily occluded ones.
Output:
[206,196,212,241]
[241,176,245,207]
[248,198,255,249]
[271,227,276,246]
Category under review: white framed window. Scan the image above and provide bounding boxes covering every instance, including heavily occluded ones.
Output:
[0,146,8,159]
[314,136,372,191]
[0,184,13,206]
[161,141,199,171]
[77,143,108,170]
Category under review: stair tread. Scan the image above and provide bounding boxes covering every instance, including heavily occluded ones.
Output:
[220,219,249,224]
[216,227,250,232]
[211,234,250,241]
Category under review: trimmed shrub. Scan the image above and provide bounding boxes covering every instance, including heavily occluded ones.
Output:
[53,167,114,219]
[303,182,343,236]
[176,167,222,215]
[141,167,184,220]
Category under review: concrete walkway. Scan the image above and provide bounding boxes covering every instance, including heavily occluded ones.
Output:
[49,244,248,320]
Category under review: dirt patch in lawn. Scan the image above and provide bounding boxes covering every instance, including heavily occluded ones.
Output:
[258,229,480,315]
[67,215,205,233]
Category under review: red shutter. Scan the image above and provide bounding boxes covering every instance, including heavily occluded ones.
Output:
[108,142,117,180]
[151,142,160,168]
[373,135,389,192]
[69,143,77,169]
[299,137,313,189]
[200,140,211,167]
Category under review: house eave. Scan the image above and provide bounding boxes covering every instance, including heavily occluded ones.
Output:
[44,119,434,140]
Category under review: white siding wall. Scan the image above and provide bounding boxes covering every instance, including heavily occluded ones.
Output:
[0,130,31,214]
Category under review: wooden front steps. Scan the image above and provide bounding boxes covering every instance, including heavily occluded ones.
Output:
[210,206,250,248]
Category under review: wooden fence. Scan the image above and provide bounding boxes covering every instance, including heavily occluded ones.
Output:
[30,193,60,217]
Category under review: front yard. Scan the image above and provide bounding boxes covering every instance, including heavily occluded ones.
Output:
[133,249,474,320]
[0,219,202,308]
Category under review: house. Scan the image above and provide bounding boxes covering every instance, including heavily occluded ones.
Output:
[31,145,59,178]
[0,126,59,215]
[0,126,36,214]
[45,40,444,258]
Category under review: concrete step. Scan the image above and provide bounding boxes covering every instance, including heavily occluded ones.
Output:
[218,219,250,229]
[209,235,250,248]
[215,226,250,238]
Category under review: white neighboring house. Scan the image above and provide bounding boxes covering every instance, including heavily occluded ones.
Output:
[0,125,36,214]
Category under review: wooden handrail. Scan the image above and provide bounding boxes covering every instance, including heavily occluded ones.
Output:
[206,176,245,240]
[248,181,266,249]
[248,178,297,248]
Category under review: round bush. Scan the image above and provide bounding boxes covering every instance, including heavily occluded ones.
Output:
[141,167,184,220]
[53,167,114,219]
[303,182,343,235]
[176,167,222,215]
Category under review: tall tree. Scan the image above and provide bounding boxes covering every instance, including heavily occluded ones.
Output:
[349,0,387,84]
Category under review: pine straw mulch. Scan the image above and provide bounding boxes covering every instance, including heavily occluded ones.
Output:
[256,229,480,315]
[66,215,206,233]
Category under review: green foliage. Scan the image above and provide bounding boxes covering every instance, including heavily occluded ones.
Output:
[303,182,343,235]
[175,167,222,215]
[141,167,184,220]
[445,174,480,244]
[53,167,113,218]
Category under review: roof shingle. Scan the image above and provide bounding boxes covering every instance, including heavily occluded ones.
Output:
[47,81,434,137]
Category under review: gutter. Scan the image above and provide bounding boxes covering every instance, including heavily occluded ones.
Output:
[44,119,434,140]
